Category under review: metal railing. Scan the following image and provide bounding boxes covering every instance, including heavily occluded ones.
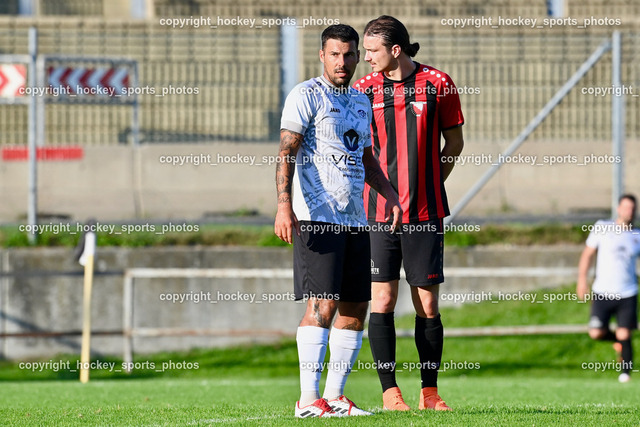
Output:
[0,18,639,144]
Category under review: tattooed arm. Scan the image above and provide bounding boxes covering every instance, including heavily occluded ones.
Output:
[362,147,402,231]
[274,129,304,244]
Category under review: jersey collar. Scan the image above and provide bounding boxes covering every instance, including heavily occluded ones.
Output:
[383,61,421,83]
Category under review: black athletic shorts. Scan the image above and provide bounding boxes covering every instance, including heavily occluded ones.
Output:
[368,219,444,287]
[589,294,638,330]
[293,220,371,302]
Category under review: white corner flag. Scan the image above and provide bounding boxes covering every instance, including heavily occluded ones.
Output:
[79,231,96,266]
[78,224,97,383]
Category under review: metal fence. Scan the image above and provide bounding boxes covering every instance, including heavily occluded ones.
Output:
[0,19,282,144]
[4,0,640,19]
[0,0,103,16]
[0,17,639,145]
[153,0,640,22]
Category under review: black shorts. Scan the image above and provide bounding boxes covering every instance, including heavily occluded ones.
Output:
[293,221,371,302]
[368,219,444,287]
[589,294,638,330]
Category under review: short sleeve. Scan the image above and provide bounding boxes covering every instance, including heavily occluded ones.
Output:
[438,73,465,130]
[634,234,640,256]
[585,223,601,249]
[280,83,315,135]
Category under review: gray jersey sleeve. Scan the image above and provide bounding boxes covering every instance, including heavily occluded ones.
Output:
[280,83,316,135]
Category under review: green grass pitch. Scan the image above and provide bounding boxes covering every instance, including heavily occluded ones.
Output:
[2,374,639,425]
[2,285,639,425]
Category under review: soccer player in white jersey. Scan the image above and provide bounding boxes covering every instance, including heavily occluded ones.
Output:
[274,24,402,418]
[577,194,640,383]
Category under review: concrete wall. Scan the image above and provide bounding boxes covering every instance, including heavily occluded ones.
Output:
[1,140,638,222]
[0,245,583,360]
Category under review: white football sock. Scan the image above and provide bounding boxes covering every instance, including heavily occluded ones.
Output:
[297,326,329,406]
[323,328,363,400]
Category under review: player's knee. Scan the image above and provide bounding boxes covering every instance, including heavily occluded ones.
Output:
[351,301,369,321]
[423,302,440,318]
[371,289,397,313]
[588,329,606,340]
[316,300,339,318]
[412,294,439,318]
[302,299,338,328]
[616,328,631,341]
[414,304,439,319]
[337,300,368,318]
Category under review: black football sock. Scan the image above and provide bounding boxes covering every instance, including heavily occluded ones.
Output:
[415,314,444,388]
[368,312,398,392]
[620,339,633,374]
[601,329,617,341]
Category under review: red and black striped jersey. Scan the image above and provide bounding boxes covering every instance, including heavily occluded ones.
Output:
[354,63,464,223]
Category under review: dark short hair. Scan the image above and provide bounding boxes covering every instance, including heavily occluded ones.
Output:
[321,24,359,50]
[363,15,419,57]
[619,193,637,206]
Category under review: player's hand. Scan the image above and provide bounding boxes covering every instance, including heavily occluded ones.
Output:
[384,197,402,233]
[274,205,300,244]
[576,280,589,301]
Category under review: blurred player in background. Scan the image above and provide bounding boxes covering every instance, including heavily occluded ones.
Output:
[274,24,401,418]
[577,193,640,383]
[354,15,465,411]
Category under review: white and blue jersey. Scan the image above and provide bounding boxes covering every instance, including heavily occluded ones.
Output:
[281,75,372,227]
[586,220,640,298]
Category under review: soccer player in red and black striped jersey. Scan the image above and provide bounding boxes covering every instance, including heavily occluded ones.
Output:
[354,15,464,411]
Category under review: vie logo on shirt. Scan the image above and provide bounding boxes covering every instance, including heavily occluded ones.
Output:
[342,129,359,151]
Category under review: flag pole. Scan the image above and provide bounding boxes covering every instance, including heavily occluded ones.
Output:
[77,223,96,383]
